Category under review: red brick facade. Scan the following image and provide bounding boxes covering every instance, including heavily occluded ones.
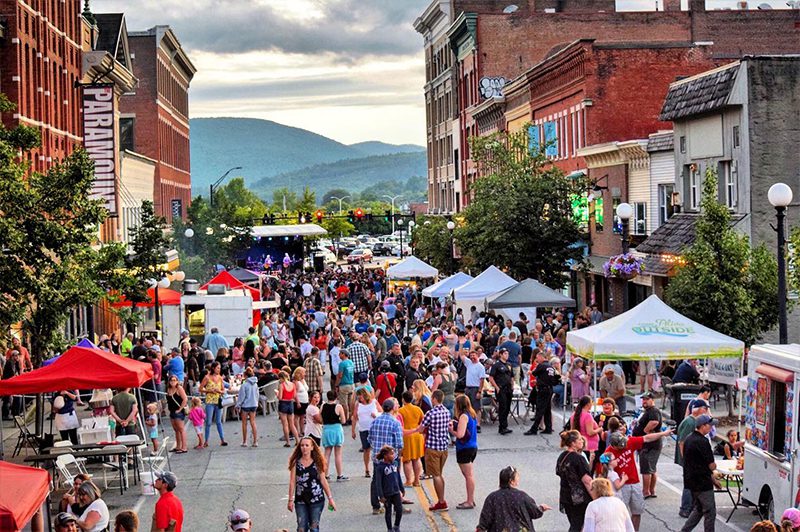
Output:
[0,0,83,172]
[121,27,195,222]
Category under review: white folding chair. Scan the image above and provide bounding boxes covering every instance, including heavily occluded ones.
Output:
[55,454,92,489]
[53,440,73,448]
[101,444,129,493]
[115,434,146,484]
[141,436,171,474]
[259,381,279,416]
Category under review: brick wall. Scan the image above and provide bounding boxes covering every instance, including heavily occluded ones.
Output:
[587,164,628,258]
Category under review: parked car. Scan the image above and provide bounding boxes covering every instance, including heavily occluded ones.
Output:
[347,247,374,263]
[390,244,411,257]
[372,242,391,256]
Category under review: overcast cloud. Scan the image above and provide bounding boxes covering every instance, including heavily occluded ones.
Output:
[93,0,790,145]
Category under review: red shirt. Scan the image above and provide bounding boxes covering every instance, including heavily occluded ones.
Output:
[609,435,644,485]
[375,373,397,403]
[155,491,184,532]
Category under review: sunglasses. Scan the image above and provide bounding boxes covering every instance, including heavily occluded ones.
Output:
[230,518,249,525]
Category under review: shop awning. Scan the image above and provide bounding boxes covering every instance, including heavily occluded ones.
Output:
[0,462,50,532]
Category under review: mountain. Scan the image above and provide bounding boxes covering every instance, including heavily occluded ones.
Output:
[251,152,427,199]
[189,117,425,195]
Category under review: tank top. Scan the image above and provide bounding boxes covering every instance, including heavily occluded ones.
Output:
[438,373,456,402]
[204,377,223,405]
[455,414,478,451]
[279,381,296,401]
[321,402,340,425]
[357,401,378,431]
[167,390,182,414]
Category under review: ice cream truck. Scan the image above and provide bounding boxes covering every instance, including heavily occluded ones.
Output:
[743,343,800,520]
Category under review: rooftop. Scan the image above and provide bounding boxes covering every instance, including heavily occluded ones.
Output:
[659,62,740,121]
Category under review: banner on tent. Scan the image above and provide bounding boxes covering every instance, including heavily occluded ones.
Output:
[706,357,740,385]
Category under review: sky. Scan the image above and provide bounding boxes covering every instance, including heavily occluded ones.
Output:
[94,0,789,146]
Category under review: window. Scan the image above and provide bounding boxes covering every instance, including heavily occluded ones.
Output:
[544,121,558,158]
[679,136,686,154]
[688,165,699,210]
[634,202,647,235]
[612,197,622,234]
[593,197,604,233]
[119,117,135,153]
[528,124,540,155]
[658,184,675,226]
[769,379,787,456]
[721,160,737,208]
[733,125,740,149]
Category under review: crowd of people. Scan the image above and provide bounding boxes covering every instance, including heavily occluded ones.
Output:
[2,264,792,531]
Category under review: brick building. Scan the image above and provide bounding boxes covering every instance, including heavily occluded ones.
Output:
[120,26,195,222]
[437,0,800,213]
[0,0,84,172]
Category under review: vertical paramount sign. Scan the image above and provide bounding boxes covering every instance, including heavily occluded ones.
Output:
[82,84,118,215]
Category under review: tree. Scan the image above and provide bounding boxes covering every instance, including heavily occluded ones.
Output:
[412,217,454,273]
[126,200,170,300]
[296,186,317,214]
[321,216,355,239]
[322,188,351,206]
[455,128,585,288]
[790,227,800,293]
[665,168,778,346]
[0,94,134,363]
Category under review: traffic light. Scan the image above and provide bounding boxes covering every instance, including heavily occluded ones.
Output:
[355,208,364,221]
[315,210,324,223]
[262,213,276,225]
[384,209,392,222]
[347,210,355,223]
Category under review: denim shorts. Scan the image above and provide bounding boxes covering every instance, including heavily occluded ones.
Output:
[359,430,371,450]
[240,406,257,413]
[169,411,186,421]
[278,400,295,415]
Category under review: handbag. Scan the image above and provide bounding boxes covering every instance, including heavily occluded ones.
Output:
[221,394,235,408]
[53,395,65,412]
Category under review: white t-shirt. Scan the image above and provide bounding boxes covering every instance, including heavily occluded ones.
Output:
[329,346,341,375]
[583,495,634,532]
[356,400,379,431]
[302,283,313,297]
[79,499,110,532]
[607,470,621,493]
[305,404,322,438]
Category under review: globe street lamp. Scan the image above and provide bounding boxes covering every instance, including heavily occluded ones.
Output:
[446,220,456,274]
[616,202,633,312]
[769,182,793,344]
[408,220,416,254]
[397,218,405,257]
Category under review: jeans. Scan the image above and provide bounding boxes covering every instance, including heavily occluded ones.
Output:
[680,489,716,532]
[383,493,403,530]
[204,403,224,442]
[680,487,693,515]
[295,500,325,532]
[552,384,565,406]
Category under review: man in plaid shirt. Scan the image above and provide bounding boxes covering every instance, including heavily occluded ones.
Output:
[303,347,324,395]
[414,389,451,511]
[368,399,405,514]
[346,332,373,376]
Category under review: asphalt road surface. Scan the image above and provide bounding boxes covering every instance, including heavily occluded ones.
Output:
[104,400,759,532]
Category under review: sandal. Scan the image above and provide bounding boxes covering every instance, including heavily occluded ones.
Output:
[283,443,291,448]
[456,502,476,510]
[402,499,414,505]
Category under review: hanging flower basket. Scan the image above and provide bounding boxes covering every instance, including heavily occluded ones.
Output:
[603,253,645,280]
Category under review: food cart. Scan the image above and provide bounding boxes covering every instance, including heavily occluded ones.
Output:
[742,343,800,521]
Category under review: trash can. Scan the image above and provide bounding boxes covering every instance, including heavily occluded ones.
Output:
[669,383,704,425]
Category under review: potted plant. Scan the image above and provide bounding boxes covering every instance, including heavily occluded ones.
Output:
[603,253,645,280]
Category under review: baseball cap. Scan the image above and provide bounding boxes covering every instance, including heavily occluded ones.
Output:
[380,360,390,370]
[55,512,77,526]
[357,372,369,383]
[695,414,717,427]
[498,347,509,353]
[782,508,800,528]
[603,366,615,373]
[689,398,710,410]
[229,509,251,530]
[609,431,628,449]
[155,470,177,489]
[641,391,655,400]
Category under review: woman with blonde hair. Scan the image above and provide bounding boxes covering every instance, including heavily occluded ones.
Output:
[399,391,425,487]
[351,387,379,477]
[287,436,336,532]
[411,379,433,414]
[583,477,634,532]
[293,366,310,437]
[277,370,300,447]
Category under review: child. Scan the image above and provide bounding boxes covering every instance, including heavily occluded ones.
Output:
[597,452,627,492]
[375,445,403,532]
[145,403,159,451]
[188,397,206,449]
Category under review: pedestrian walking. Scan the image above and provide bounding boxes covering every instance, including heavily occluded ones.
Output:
[633,391,662,498]
[570,395,602,466]
[304,390,323,446]
[368,398,405,515]
[556,430,593,532]
[277,370,300,447]
[398,391,424,488]
[288,437,336,532]
[187,397,205,449]
[353,387,380,477]
[680,415,720,532]
[153,471,183,532]
[676,399,711,517]
[477,466,551,532]
[449,394,478,509]
[236,367,259,447]
[375,445,404,532]
[320,390,349,481]
[488,348,514,435]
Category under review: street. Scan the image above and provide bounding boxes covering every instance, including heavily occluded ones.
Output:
[101,402,757,532]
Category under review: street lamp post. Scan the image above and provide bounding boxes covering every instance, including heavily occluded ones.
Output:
[383,194,402,234]
[447,220,456,274]
[408,220,416,254]
[769,182,793,344]
[616,202,633,312]
[397,218,405,257]
[209,166,243,208]
[330,195,350,214]
[154,277,170,333]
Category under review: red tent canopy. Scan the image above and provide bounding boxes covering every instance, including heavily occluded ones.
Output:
[0,461,50,531]
[202,270,260,300]
[109,286,182,308]
[0,346,154,396]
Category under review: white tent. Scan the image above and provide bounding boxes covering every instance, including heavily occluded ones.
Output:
[386,256,439,279]
[452,266,517,315]
[422,272,473,299]
[566,295,744,362]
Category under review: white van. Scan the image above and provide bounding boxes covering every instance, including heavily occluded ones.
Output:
[742,343,800,520]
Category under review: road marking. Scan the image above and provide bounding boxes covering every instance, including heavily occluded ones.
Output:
[414,482,441,532]
[422,478,457,532]
[656,476,746,532]
[132,495,147,514]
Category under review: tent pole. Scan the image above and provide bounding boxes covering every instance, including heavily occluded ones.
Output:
[1,416,5,461]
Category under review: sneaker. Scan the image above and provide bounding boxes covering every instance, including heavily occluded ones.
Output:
[523,428,538,435]
[372,507,384,515]
[336,475,350,482]
[429,501,448,512]
[476,426,481,433]
[499,428,513,435]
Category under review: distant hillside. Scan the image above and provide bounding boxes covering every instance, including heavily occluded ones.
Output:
[189,117,425,195]
[251,152,427,199]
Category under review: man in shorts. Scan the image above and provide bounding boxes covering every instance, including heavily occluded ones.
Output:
[415,390,451,511]
[633,392,663,498]
[608,427,673,531]
[638,359,656,393]
[336,349,355,420]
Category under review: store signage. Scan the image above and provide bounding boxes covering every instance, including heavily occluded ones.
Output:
[632,319,694,337]
[82,84,117,215]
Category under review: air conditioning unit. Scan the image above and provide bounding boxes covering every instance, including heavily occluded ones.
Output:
[183,280,199,295]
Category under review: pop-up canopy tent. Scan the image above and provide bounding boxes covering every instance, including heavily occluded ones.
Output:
[109,286,181,308]
[386,256,439,280]
[485,278,575,322]
[566,294,744,361]
[0,461,50,531]
[422,272,473,299]
[452,266,516,315]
